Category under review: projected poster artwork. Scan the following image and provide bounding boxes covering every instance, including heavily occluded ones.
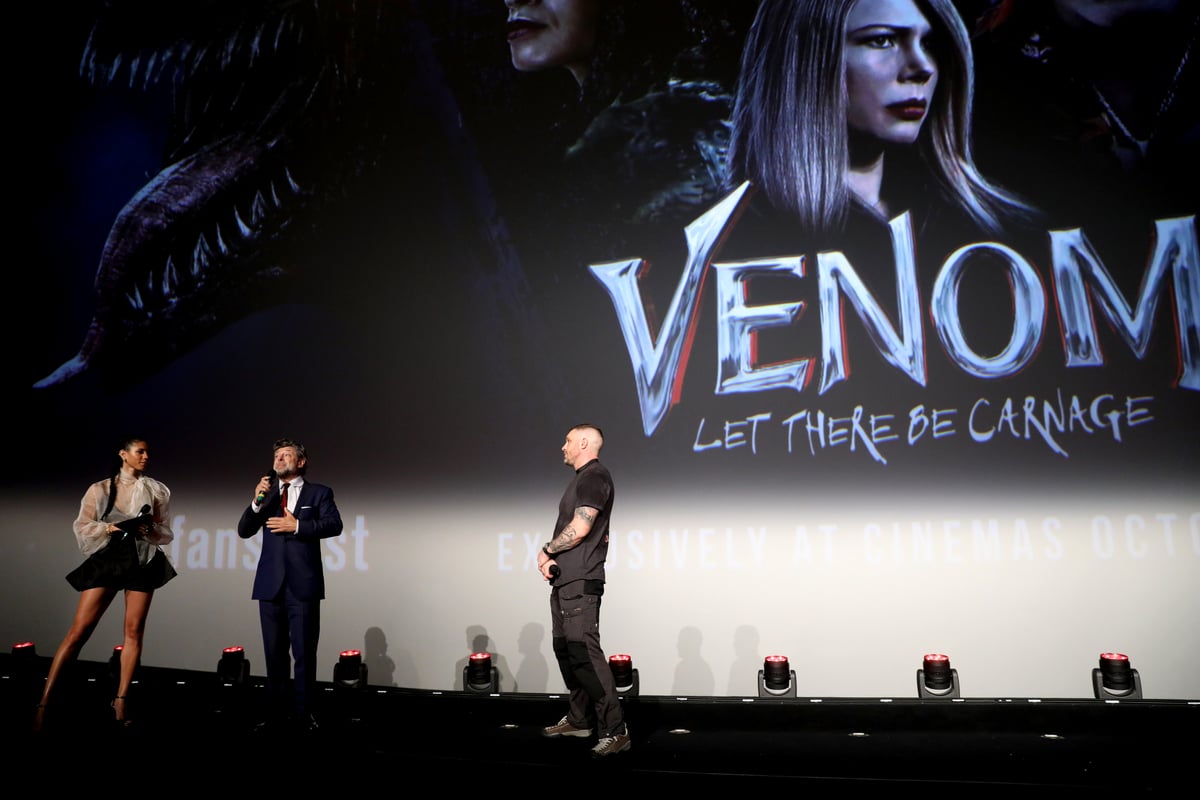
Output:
[7,1,1198,700]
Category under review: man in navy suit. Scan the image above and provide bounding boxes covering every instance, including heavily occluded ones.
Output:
[238,438,343,732]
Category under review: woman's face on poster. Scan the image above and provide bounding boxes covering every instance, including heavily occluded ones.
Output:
[504,0,601,85]
[843,0,939,146]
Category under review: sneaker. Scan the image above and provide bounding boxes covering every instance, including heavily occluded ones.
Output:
[542,715,593,738]
[591,730,632,758]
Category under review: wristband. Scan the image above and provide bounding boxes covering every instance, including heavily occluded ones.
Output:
[542,545,553,557]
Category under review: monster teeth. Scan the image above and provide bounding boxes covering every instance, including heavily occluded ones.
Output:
[192,43,212,75]
[272,15,289,50]
[176,41,194,71]
[193,232,213,273]
[127,283,145,311]
[283,166,302,194]
[235,205,254,237]
[251,191,269,226]
[126,53,141,89]
[163,255,178,297]
[143,51,160,89]
[80,29,98,82]
[214,222,232,256]
[249,24,266,66]
[107,52,123,84]
[187,247,202,277]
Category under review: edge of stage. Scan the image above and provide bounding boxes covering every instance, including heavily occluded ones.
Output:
[2,654,1194,792]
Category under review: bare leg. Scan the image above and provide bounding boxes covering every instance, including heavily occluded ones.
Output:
[112,589,154,724]
[34,587,119,731]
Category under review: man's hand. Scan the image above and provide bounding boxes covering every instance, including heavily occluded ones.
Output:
[265,508,297,535]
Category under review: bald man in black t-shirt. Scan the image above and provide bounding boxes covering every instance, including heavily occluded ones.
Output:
[536,423,630,758]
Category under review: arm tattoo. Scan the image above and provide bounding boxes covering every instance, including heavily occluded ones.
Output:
[549,525,578,552]
[547,509,597,553]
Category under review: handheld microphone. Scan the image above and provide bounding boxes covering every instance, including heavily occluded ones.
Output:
[119,505,152,540]
[549,564,560,585]
[254,470,275,505]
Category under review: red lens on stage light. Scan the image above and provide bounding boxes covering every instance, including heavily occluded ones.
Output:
[1098,652,1134,694]
[108,645,124,680]
[217,645,250,685]
[334,649,367,688]
[763,655,791,693]
[466,652,494,691]
[609,654,634,690]
[10,641,38,659]
[921,653,954,692]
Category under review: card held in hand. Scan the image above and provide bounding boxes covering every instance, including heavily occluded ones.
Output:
[113,504,153,537]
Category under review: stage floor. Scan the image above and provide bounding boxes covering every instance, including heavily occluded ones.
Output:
[2,655,1193,792]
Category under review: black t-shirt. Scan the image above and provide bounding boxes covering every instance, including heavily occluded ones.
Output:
[551,459,615,589]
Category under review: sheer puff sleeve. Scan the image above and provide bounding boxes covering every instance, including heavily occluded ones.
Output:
[72,481,113,556]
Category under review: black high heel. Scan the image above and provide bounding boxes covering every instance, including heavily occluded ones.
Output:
[111,696,133,728]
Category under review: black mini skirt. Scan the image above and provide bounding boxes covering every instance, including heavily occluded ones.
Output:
[65,533,177,592]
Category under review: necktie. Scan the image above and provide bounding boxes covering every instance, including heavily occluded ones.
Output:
[280,482,290,514]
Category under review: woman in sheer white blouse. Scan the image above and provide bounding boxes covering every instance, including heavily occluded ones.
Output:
[34,436,176,732]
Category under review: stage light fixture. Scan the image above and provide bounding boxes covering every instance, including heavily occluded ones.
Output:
[758,654,797,698]
[217,646,250,687]
[333,649,368,689]
[463,651,499,693]
[11,641,37,658]
[1093,652,1142,700]
[916,653,960,699]
[609,653,639,698]
[108,645,124,681]
[6,640,43,682]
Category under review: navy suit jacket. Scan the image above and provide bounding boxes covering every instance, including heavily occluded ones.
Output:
[237,480,343,601]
